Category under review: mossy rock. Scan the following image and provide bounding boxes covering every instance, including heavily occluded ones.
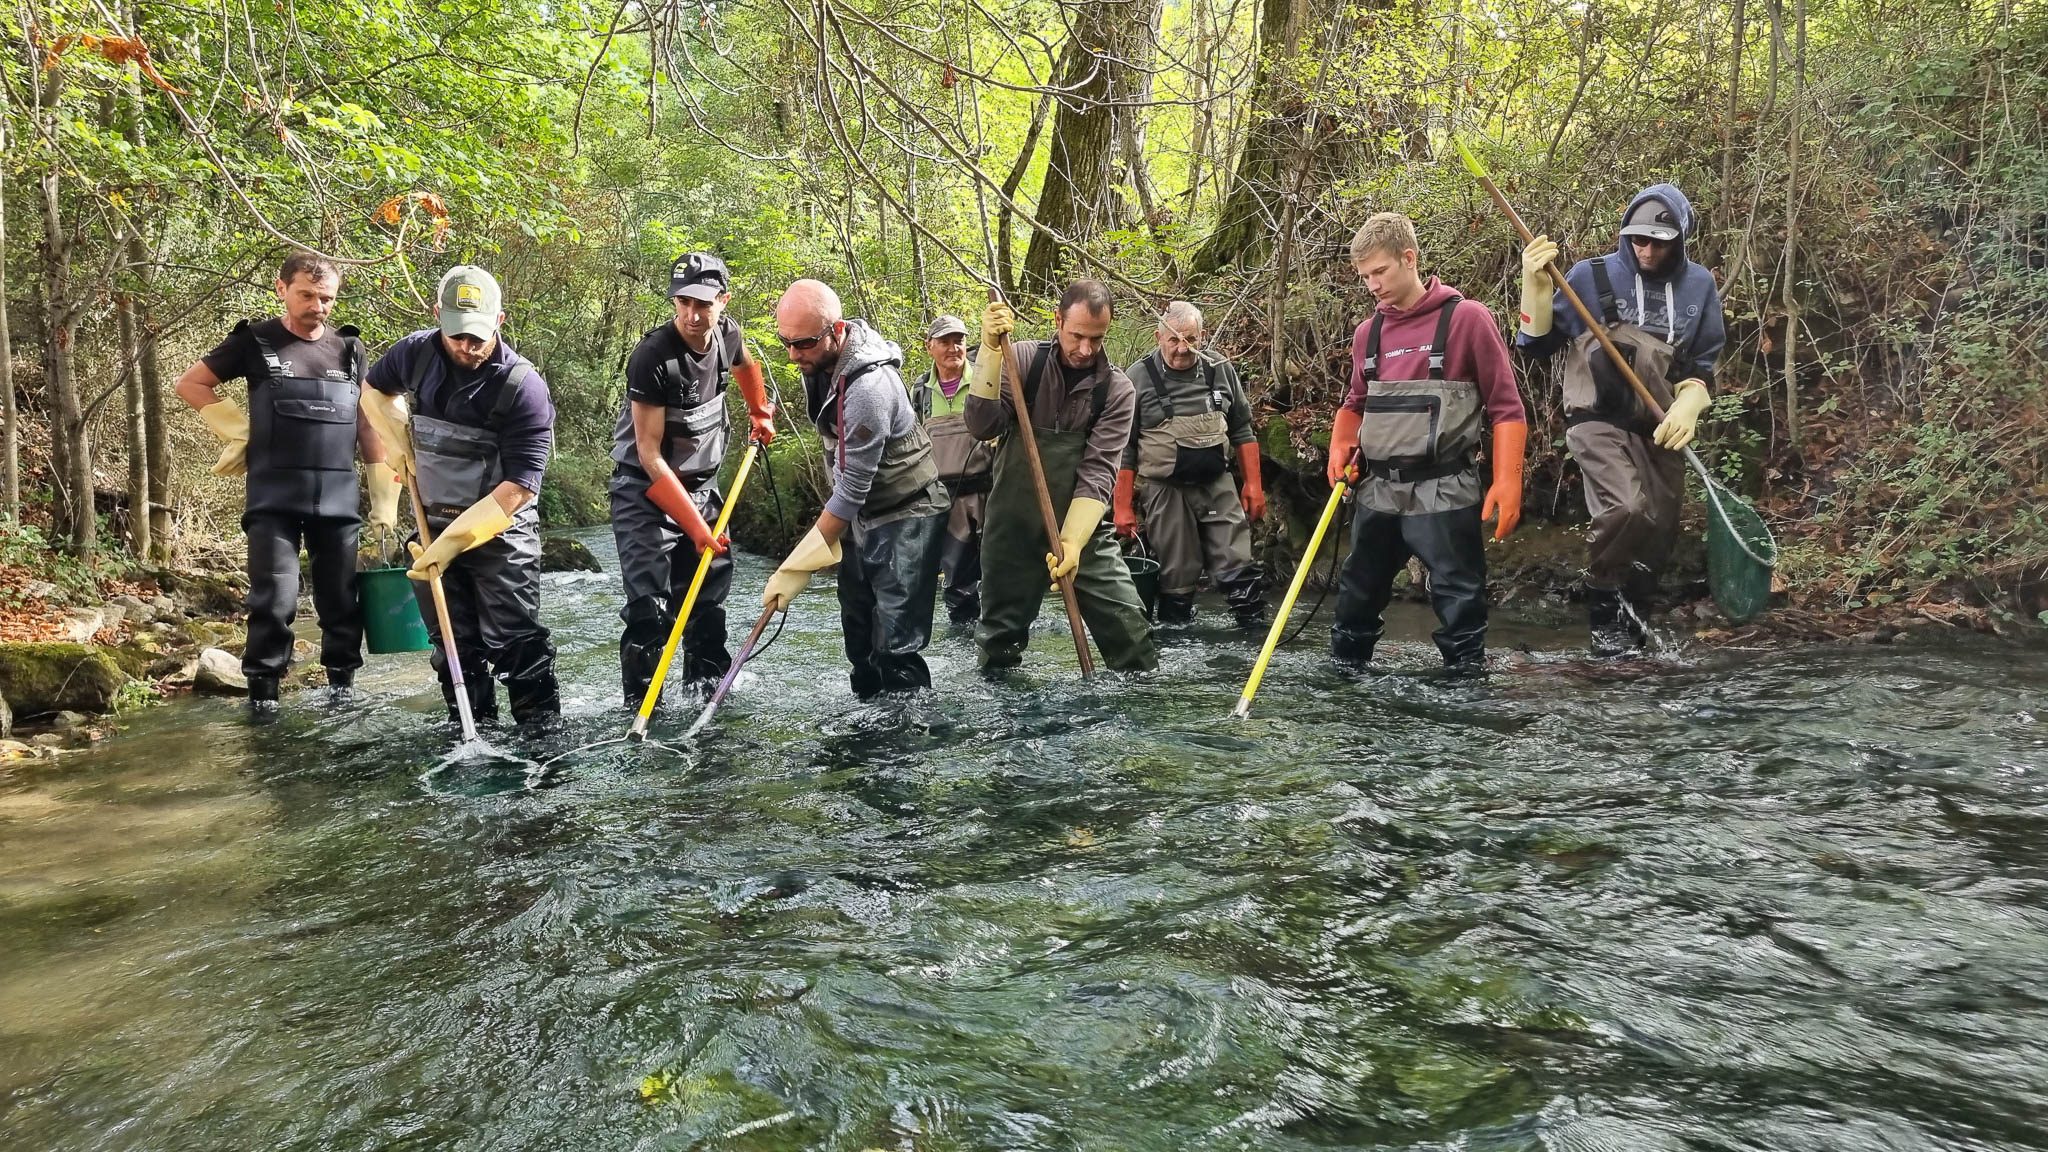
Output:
[149,567,247,615]
[0,643,131,716]
[540,535,603,573]
[172,619,245,655]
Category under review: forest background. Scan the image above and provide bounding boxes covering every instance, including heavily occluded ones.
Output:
[0,0,2043,625]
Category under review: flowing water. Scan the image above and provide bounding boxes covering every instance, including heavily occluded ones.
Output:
[5,526,2048,1151]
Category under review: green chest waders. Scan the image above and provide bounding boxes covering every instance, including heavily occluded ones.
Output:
[976,423,1158,674]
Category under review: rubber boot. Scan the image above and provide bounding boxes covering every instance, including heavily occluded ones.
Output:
[248,674,280,720]
[1587,588,1641,658]
[619,597,669,709]
[1330,625,1379,671]
[1156,591,1197,626]
[1221,571,1268,630]
[324,666,355,704]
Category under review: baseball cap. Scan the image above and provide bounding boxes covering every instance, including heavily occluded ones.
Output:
[1619,199,1682,243]
[437,266,502,339]
[925,315,969,340]
[668,252,730,301]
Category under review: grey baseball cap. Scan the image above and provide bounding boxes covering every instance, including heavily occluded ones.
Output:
[925,314,969,340]
[437,266,502,339]
[1618,199,1682,243]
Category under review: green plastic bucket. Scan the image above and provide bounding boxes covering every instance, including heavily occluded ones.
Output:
[1125,554,1161,621]
[359,567,432,654]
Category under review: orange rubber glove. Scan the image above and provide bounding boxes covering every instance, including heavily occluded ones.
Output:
[1236,442,1266,521]
[646,469,729,555]
[1327,408,1363,488]
[1482,421,1527,540]
[732,358,776,444]
[1112,468,1139,538]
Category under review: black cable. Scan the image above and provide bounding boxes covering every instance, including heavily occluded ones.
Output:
[1277,523,1345,647]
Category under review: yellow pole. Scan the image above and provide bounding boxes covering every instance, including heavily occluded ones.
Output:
[628,441,760,741]
[1232,479,1349,719]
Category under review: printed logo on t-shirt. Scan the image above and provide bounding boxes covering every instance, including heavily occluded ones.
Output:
[1380,343,1432,364]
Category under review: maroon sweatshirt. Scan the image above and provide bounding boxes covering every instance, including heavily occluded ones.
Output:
[1341,277,1526,428]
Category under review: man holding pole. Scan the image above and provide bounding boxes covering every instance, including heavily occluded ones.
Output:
[609,252,776,708]
[1325,212,1526,676]
[765,280,949,699]
[175,251,398,715]
[359,266,561,725]
[1113,300,1266,628]
[1515,184,1724,656]
[965,281,1157,675]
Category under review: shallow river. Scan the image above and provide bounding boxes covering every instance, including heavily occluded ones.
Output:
[5,527,2048,1151]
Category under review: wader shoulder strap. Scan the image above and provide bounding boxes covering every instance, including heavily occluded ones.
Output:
[337,325,364,384]
[248,324,287,384]
[404,339,436,398]
[490,360,533,430]
[1427,295,1461,380]
[1359,313,1386,384]
[1020,342,1054,412]
[1590,260,1622,325]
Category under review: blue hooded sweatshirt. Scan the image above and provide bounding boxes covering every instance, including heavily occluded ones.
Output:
[1519,183,1728,385]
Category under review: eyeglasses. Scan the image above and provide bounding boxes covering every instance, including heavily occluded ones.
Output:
[779,327,832,352]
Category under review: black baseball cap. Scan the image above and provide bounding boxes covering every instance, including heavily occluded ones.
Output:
[668,252,730,301]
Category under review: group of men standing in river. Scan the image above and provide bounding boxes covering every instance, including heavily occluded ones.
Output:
[174,181,1725,724]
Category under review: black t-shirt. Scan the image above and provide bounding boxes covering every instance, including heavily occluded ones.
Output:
[625,315,744,408]
[200,318,356,387]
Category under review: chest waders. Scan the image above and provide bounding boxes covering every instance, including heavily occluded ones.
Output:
[1561,259,1687,598]
[1330,295,1490,672]
[610,348,733,482]
[246,325,364,520]
[816,364,943,525]
[1353,296,1485,517]
[1132,351,1229,484]
[403,350,559,727]
[975,347,1157,674]
[916,372,995,496]
[240,323,368,694]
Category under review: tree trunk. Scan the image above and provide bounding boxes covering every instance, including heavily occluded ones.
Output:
[1781,0,1805,454]
[118,275,149,558]
[1719,0,1747,237]
[1187,0,1336,276]
[997,90,1052,299]
[0,104,16,523]
[1020,0,1143,297]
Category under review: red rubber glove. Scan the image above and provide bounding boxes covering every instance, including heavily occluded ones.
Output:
[1483,421,1527,540]
[1236,442,1266,521]
[1327,407,1363,487]
[732,359,776,445]
[647,469,729,555]
[1112,468,1139,538]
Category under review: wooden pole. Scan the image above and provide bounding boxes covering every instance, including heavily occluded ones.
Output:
[989,289,1095,676]
[406,477,479,741]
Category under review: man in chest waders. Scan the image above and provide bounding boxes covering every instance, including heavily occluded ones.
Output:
[763,280,950,698]
[909,314,992,626]
[1516,184,1725,656]
[609,252,776,708]
[965,281,1158,675]
[1112,300,1267,628]
[1325,213,1528,676]
[176,251,399,715]
[359,266,563,725]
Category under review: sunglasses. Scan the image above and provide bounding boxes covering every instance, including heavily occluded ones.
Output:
[1628,235,1677,249]
[779,326,833,352]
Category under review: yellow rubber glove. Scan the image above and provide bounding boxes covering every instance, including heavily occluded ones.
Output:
[1519,235,1559,337]
[969,302,1013,401]
[1653,378,1712,451]
[365,461,401,534]
[360,387,416,480]
[198,400,250,477]
[1046,497,1105,584]
[408,496,514,580]
[762,524,843,611]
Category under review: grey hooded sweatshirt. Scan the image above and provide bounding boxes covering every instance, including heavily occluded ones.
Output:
[1519,183,1728,385]
[802,319,921,522]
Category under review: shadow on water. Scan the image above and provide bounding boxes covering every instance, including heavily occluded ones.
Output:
[5,525,2048,1150]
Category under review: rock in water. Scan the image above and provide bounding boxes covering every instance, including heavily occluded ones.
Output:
[540,535,602,573]
[194,648,249,696]
[0,643,129,715]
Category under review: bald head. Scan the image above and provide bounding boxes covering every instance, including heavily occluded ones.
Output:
[777,279,843,330]
[775,278,848,374]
